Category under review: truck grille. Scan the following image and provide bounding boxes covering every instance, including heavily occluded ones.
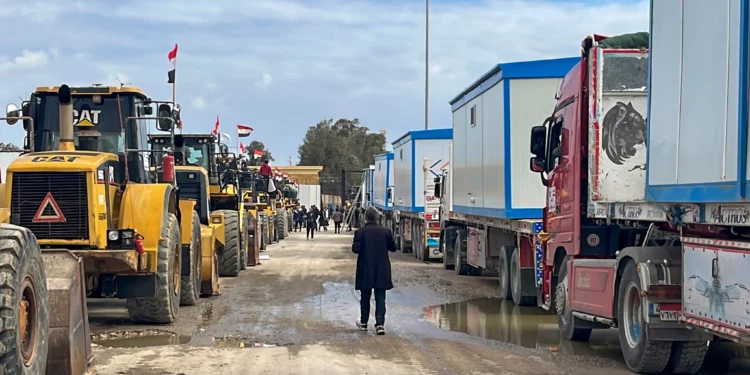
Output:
[11,172,89,240]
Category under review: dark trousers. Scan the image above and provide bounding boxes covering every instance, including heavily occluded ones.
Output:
[306,224,315,239]
[294,220,302,231]
[360,288,386,325]
[334,221,342,233]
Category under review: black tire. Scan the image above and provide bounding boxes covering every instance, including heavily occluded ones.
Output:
[664,341,708,374]
[239,214,247,271]
[277,209,286,240]
[511,247,536,306]
[498,245,513,300]
[127,213,181,323]
[0,225,49,375]
[214,210,241,277]
[616,260,672,373]
[556,256,592,341]
[180,214,202,306]
[272,214,279,243]
[454,230,471,275]
[441,228,457,270]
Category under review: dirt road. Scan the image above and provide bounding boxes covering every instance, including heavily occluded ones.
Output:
[88,230,749,375]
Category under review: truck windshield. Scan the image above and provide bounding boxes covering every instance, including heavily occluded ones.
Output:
[150,138,211,171]
[30,93,132,153]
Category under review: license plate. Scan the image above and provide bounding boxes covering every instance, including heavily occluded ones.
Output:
[659,310,681,321]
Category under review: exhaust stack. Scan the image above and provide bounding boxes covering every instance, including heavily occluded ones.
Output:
[58,85,75,151]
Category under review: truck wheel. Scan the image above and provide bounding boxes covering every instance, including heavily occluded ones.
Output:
[511,247,535,306]
[497,246,513,300]
[215,210,241,277]
[440,229,456,270]
[127,213,181,323]
[272,215,279,243]
[617,260,672,373]
[664,341,708,374]
[555,256,591,341]
[180,214,202,306]
[454,230,471,275]
[0,225,49,375]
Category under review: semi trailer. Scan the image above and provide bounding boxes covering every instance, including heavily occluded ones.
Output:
[392,129,451,261]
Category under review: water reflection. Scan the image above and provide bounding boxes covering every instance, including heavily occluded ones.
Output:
[423,297,622,360]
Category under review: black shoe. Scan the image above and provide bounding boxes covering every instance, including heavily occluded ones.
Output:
[356,320,368,331]
[375,325,384,335]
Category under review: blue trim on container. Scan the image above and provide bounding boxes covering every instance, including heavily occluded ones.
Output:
[644,0,654,200]
[374,202,393,211]
[392,128,453,148]
[647,182,748,203]
[411,139,416,211]
[503,79,512,210]
[450,57,578,112]
[738,0,749,197]
[453,205,543,220]
[375,152,394,161]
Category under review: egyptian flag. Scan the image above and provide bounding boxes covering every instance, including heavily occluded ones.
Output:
[167,44,178,83]
[237,124,253,138]
[239,142,246,154]
[253,149,263,159]
[212,116,220,137]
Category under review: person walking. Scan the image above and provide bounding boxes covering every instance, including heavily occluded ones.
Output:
[333,209,343,234]
[306,206,318,240]
[293,208,303,232]
[353,208,395,335]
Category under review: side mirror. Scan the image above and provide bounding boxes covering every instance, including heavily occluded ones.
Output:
[386,187,394,204]
[21,102,30,130]
[23,136,29,151]
[530,125,547,157]
[5,104,20,125]
[529,157,545,173]
[434,181,442,198]
[157,104,173,131]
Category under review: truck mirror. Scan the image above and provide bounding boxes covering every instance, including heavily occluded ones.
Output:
[530,157,545,173]
[21,102,30,130]
[23,136,29,151]
[530,125,547,157]
[157,104,173,131]
[5,103,19,125]
[434,181,442,197]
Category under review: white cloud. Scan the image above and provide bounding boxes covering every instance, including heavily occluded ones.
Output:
[0,0,650,158]
[255,73,273,89]
[191,97,207,109]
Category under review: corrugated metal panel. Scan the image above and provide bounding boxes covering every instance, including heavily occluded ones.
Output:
[394,140,412,209]
[414,139,451,209]
[510,78,562,209]
[482,83,504,209]
[647,0,745,203]
[298,185,321,209]
[452,107,467,207]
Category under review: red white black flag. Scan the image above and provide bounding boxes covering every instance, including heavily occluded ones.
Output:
[237,124,253,137]
[168,44,178,83]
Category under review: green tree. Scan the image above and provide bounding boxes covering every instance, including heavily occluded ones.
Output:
[244,140,274,166]
[297,118,386,188]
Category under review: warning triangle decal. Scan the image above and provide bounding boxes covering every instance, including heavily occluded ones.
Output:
[75,119,95,127]
[32,192,67,223]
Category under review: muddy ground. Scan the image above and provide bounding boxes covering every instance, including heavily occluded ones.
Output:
[86,230,750,375]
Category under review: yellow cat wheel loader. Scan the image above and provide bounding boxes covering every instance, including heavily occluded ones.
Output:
[150,134,251,276]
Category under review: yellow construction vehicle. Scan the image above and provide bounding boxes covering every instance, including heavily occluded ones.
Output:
[0,85,201,328]
[150,133,252,274]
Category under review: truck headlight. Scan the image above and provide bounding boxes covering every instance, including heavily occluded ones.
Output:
[108,230,119,241]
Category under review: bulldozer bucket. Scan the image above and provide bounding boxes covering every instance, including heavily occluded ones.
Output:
[42,250,92,375]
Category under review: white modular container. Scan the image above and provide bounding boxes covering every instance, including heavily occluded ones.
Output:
[373,152,394,210]
[392,129,452,213]
[363,165,375,208]
[449,57,578,219]
[646,0,748,203]
[298,184,321,209]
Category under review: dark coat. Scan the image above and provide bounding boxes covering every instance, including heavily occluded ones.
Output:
[352,223,396,291]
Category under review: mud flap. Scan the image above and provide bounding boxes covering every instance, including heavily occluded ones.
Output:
[42,250,92,374]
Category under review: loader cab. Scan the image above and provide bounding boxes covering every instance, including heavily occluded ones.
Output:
[16,86,155,184]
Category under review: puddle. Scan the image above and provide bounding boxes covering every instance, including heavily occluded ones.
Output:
[212,335,292,348]
[92,330,191,348]
[423,298,622,360]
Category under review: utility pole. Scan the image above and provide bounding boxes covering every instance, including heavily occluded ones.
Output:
[424,0,429,130]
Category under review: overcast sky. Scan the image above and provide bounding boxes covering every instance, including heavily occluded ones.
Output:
[0,0,648,164]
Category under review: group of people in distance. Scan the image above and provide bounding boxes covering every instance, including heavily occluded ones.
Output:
[292,204,351,239]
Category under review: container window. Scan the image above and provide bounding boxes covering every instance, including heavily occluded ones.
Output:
[470,105,476,127]
[400,149,403,160]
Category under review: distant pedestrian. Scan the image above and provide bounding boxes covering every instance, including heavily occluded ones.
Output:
[306,206,319,240]
[293,208,303,232]
[319,210,329,231]
[353,208,396,335]
[333,209,343,234]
